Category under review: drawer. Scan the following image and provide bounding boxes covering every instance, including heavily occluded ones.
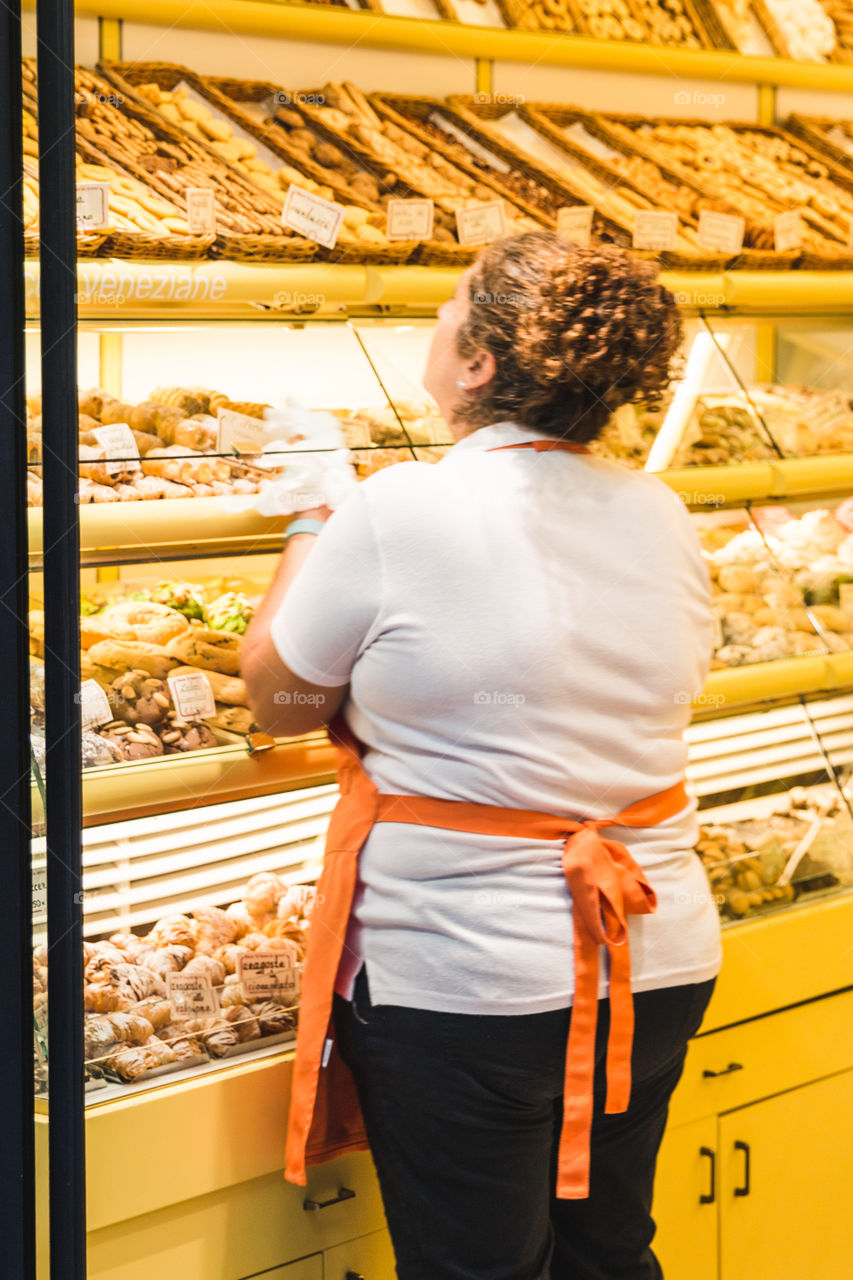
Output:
[669,986,853,1129]
[324,1229,396,1280]
[244,1257,322,1280]
[87,1152,387,1280]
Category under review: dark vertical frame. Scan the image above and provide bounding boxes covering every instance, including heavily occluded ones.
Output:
[36,0,86,1275]
[0,0,36,1274]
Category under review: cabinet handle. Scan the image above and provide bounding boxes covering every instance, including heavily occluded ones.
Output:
[733,1141,751,1197]
[302,1185,356,1211]
[702,1062,743,1078]
[345,1273,365,1280]
[699,1146,716,1205]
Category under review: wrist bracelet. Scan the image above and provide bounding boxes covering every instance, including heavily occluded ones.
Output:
[284,518,326,545]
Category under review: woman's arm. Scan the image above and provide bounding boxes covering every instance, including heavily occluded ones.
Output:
[243,509,348,737]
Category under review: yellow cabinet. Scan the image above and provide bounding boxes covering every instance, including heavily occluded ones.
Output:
[652,1118,718,1280]
[324,1228,397,1280]
[244,1258,322,1280]
[719,1070,853,1280]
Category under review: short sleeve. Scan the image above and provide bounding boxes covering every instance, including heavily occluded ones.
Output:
[270,488,383,687]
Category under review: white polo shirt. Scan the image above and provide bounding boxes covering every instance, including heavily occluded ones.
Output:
[272,421,722,1014]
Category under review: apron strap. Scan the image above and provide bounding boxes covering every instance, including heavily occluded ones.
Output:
[486,439,591,454]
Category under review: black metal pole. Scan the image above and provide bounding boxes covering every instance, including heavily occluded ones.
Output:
[0,0,36,1274]
[36,0,86,1274]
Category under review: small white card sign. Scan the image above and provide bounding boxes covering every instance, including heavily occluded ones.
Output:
[216,406,269,456]
[76,182,110,231]
[79,678,112,731]
[697,210,745,255]
[90,423,139,477]
[185,188,216,234]
[774,209,803,253]
[805,390,850,436]
[168,671,216,721]
[32,869,48,920]
[455,200,507,246]
[282,184,345,249]
[557,205,594,246]
[238,950,300,1001]
[167,971,219,1019]
[386,198,434,241]
[632,211,678,252]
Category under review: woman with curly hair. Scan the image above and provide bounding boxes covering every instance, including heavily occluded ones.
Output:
[244,231,721,1280]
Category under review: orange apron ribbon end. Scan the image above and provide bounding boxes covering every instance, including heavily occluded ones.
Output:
[284,713,687,1199]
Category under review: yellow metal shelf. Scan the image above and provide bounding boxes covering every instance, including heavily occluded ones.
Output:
[659,456,853,509]
[31,733,337,828]
[23,261,853,320]
[39,0,853,92]
[701,650,853,713]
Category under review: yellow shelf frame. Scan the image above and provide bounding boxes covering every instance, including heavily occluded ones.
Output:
[40,0,853,92]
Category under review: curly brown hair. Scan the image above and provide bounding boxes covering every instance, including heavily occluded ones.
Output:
[454,232,683,443]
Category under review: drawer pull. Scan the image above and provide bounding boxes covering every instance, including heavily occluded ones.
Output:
[345,1273,366,1280]
[303,1185,356,1211]
[734,1140,751,1197]
[699,1146,716,1205]
[702,1062,743,1078]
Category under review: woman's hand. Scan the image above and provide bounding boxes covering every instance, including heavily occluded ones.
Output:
[292,504,332,523]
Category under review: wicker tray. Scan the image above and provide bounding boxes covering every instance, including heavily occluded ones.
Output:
[498,0,585,35]
[94,61,315,262]
[570,108,853,261]
[100,63,419,266]
[786,113,853,173]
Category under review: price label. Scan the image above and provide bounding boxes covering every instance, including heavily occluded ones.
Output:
[167,972,220,1019]
[774,209,803,253]
[632,210,678,251]
[697,210,745,254]
[76,182,110,231]
[216,406,270,456]
[238,951,301,1000]
[185,187,216,235]
[282,184,345,249]
[455,200,507,247]
[167,671,216,721]
[805,390,850,436]
[79,678,112,730]
[557,205,594,247]
[90,423,140,478]
[32,869,47,919]
[386,198,434,242]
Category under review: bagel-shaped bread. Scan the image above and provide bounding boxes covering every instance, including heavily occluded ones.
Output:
[98,601,189,646]
[166,628,242,676]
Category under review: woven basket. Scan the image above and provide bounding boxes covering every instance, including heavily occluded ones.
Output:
[211,233,317,263]
[446,95,731,268]
[748,0,793,58]
[690,0,738,49]
[786,113,853,171]
[799,249,853,271]
[498,0,586,35]
[575,108,853,259]
[412,240,479,266]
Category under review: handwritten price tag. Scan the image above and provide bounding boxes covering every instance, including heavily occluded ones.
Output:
[632,211,678,252]
[32,869,47,919]
[805,390,850,436]
[697,211,745,254]
[167,972,220,1019]
[238,951,301,1001]
[76,182,110,231]
[79,679,112,731]
[167,671,216,720]
[185,188,216,235]
[216,406,270,456]
[90,423,140,478]
[557,205,594,246]
[282,184,345,249]
[455,200,507,246]
[774,210,802,253]
[386,198,434,241]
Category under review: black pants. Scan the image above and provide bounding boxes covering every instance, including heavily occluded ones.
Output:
[334,965,716,1280]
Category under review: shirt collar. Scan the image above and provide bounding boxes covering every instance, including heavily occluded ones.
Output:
[443,422,549,460]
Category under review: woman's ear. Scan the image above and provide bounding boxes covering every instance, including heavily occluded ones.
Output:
[465,349,496,391]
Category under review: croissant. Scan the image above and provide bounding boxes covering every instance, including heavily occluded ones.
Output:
[182,955,226,988]
[182,1015,238,1056]
[223,1004,261,1042]
[84,982,126,1013]
[193,905,240,951]
[147,914,197,949]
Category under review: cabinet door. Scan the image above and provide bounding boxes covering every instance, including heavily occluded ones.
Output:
[324,1228,396,1280]
[720,1069,853,1280]
[245,1257,322,1280]
[652,1117,719,1280]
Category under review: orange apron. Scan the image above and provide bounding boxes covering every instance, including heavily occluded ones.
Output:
[284,438,690,1200]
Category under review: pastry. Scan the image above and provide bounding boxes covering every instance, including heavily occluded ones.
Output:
[148,913,197,949]
[84,982,126,1013]
[251,1000,297,1035]
[98,720,164,760]
[192,905,241,951]
[151,580,206,621]
[161,721,217,753]
[205,592,256,635]
[182,955,226,987]
[81,730,123,768]
[106,1010,156,1044]
[223,1004,261,1042]
[140,945,193,980]
[87,639,179,679]
[98,601,189,646]
[182,1015,239,1056]
[166,629,243,677]
[107,673,172,727]
[104,1038,178,1080]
